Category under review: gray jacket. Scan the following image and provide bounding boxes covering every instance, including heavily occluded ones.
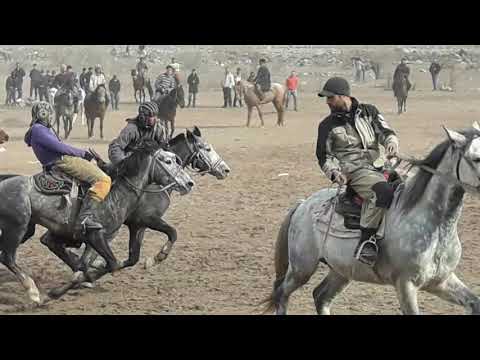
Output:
[316,98,399,180]
[108,119,167,165]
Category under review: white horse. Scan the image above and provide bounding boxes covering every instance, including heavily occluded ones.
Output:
[264,122,480,315]
[77,87,86,126]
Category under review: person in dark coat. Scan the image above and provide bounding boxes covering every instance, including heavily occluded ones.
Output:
[108,75,121,110]
[254,58,271,101]
[13,63,26,100]
[29,63,42,100]
[429,61,442,91]
[187,69,200,108]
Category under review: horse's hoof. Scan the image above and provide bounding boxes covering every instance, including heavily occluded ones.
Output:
[80,282,95,289]
[47,287,64,300]
[144,257,155,270]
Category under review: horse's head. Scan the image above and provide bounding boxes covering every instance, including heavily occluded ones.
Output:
[153,149,195,195]
[443,122,480,193]
[0,129,9,144]
[118,140,195,196]
[95,85,107,103]
[169,126,231,180]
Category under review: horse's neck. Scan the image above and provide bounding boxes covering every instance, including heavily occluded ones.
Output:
[404,146,465,223]
[168,141,189,165]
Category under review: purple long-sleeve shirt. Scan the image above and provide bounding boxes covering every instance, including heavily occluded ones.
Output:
[25,123,86,166]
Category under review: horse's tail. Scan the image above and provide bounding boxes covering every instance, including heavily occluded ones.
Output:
[259,200,302,314]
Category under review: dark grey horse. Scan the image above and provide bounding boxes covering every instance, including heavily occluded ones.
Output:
[0,142,194,304]
[263,122,480,315]
[153,85,186,141]
[45,127,231,298]
[84,85,109,139]
[54,91,75,139]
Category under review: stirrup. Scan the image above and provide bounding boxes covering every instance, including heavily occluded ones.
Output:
[355,236,378,267]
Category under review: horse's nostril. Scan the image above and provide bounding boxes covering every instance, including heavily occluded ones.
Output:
[188,181,194,187]
[224,168,230,173]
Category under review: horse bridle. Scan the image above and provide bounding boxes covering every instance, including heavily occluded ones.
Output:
[182,139,223,176]
[120,149,184,197]
[393,143,480,196]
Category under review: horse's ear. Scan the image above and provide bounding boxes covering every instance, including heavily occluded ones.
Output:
[186,129,194,141]
[442,126,467,147]
[193,126,201,137]
[473,121,480,131]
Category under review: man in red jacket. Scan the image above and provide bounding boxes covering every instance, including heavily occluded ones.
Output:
[285,71,299,111]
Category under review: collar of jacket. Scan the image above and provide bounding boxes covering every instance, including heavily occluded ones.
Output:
[330,97,361,124]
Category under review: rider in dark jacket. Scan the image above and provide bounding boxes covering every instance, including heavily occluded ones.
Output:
[254,58,271,101]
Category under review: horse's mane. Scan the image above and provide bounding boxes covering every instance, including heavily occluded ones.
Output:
[400,129,480,213]
[169,133,186,146]
[113,139,161,178]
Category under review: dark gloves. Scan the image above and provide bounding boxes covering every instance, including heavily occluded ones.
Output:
[83,151,94,162]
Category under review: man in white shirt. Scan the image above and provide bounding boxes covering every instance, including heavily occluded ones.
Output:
[221,67,235,108]
[233,67,243,107]
[89,65,109,103]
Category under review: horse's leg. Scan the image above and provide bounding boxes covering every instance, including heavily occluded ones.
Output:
[40,232,81,273]
[257,105,264,128]
[100,115,104,140]
[312,270,351,315]
[246,106,253,127]
[272,99,284,127]
[0,228,41,305]
[404,97,407,113]
[56,113,61,137]
[397,98,402,115]
[394,277,420,314]
[121,225,146,269]
[83,230,120,273]
[273,264,315,315]
[144,219,178,269]
[169,117,175,139]
[425,273,480,314]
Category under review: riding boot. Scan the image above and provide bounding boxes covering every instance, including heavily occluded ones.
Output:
[355,227,379,266]
[74,194,103,240]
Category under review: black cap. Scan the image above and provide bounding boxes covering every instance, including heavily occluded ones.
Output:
[318,77,351,97]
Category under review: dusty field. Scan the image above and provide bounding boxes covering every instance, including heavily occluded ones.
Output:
[0,85,480,315]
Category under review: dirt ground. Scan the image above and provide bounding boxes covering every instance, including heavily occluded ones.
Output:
[0,84,480,315]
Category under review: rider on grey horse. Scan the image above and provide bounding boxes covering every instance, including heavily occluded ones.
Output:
[316,77,399,265]
[24,101,112,237]
[155,65,176,96]
[393,58,412,93]
[108,101,168,166]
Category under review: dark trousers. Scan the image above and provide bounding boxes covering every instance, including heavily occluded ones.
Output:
[188,92,197,107]
[16,84,23,99]
[39,87,48,102]
[285,89,298,110]
[30,82,40,99]
[233,88,243,107]
[223,87,232,107]
[431,73,440,90]
[110,91,120,110]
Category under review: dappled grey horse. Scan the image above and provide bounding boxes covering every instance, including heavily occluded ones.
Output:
[264,122,480,315]
[0,142,194,304]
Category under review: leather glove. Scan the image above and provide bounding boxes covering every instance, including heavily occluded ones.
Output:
[331,170,347,186]
[83,151,94,162]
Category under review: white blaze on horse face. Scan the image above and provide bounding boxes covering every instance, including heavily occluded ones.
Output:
[160,150,194,193]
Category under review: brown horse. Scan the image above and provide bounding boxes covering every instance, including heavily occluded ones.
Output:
[131,70,153,103]
[84,85,109,139]
[239,81,286,127]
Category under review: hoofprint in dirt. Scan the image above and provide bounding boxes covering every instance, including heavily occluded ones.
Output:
[0,88,480,314]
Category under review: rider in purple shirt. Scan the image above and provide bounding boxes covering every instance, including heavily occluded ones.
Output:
[24,101,112,237]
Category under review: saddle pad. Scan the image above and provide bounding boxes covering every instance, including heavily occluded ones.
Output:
[33,171,73,195]
[313,200,360,241]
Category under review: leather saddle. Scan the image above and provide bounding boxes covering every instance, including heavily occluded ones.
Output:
[33,166,89,198]
[335,169,404,230]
